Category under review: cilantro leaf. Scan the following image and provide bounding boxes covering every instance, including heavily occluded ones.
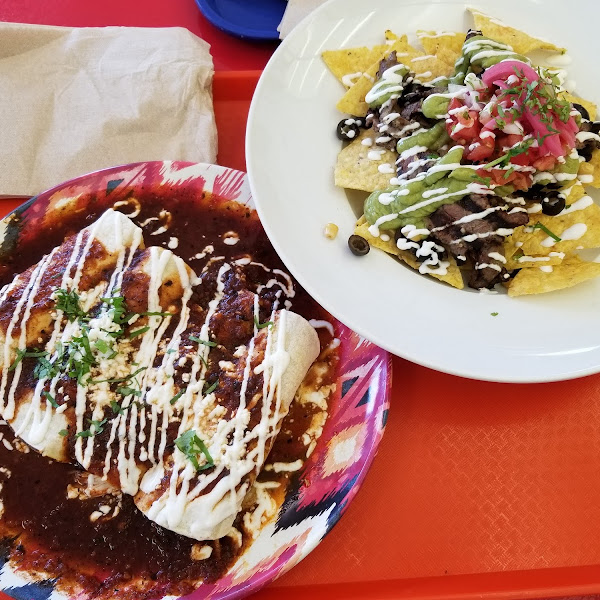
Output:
[129,326,150,340]
[170,389,185,405]
[175,430,214,472]
[189,336,217,347]
[42,390,59,408]
[203,380,218,395]
[533,222,562,242]
[254,316,273,330]
[54,288,85,322]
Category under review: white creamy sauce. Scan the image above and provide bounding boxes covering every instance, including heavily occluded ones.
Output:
[378,163,395,174]
[223,231,240,246]
[341,72,363,87]
[559,195,593,215]
[367,149,386,161]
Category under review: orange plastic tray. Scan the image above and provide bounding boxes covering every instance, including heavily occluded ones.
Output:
[2,71,600,600]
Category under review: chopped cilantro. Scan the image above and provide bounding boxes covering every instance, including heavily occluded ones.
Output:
[42,390,58,408]
[58,429,68,437]
[175,430,214,472]
[482,138,534,170]
[491,312,499,317]
[9,348,47,372]
[254,316,273,330]
[129,326,150,339]
[110,400,124,414]
[116,386,142,397]
[533,222,562,242]
[170,389,185,405]
[94,339,111,354]
[54,288,85,322]
[189,336,217,347]
[203,380,218,395]
[76,417,107,438]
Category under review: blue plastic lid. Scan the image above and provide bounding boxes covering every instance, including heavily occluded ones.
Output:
[195,0,287,40]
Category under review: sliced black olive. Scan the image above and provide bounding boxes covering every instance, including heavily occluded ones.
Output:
[348,235,370,256]
[591,121,600,135]
[573,103,590,121]
[336,117,364,141]
[541,193,566,216]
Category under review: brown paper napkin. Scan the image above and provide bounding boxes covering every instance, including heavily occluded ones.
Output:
[0,22,217,196]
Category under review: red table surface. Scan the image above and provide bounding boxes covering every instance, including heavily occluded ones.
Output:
[3,4,600,600]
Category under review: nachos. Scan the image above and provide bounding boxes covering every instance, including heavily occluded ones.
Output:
[326,9,600,296]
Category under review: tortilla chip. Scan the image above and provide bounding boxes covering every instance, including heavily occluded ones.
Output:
[562,92,597,121]
[508,255,600,297]
[335,130,397,192]
[408,53,455,83]
[336,36,412,116]
[511,194,600,256]
[579,149,600,188]
[323,45,394,89]
[468,8,564,55]
[504,250,564,272]
[354,218,464,289]
[416,30,466,59]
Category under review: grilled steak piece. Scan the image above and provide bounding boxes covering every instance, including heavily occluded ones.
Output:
[427,194,529,288]
[397,81,441,125]
[368,53,441,149]
[376,50,399,78]
[396,150,436,181]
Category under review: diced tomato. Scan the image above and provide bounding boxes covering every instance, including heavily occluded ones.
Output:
[464,136,495,161]
[532,155,557,171]
[497,133,523,150]
[510,172,531,191]
[479,168,532,191]
[446,101,482,144]
[507,152,530,166]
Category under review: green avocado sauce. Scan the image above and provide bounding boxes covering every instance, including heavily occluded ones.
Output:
[451,35,529,85]
[364,146,491,230]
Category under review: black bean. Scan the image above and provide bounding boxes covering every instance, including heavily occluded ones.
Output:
[573,103,590,121]
[541,193,566,216]
[591,122,600,135]
[348,235,370,256]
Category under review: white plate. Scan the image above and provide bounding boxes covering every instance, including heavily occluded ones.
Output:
[246,0,600,383]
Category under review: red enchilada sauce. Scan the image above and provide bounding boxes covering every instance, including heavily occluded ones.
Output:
[0,185,339,599]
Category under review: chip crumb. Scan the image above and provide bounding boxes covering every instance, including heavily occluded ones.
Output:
[324,223,339,240]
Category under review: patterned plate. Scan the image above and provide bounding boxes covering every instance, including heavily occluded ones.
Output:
[0,162,390,600]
